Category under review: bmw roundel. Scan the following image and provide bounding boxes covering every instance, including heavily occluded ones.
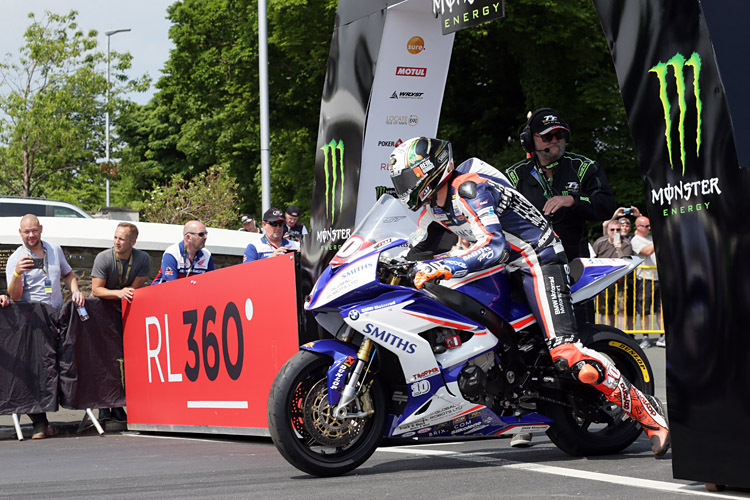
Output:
[349,309,360,320]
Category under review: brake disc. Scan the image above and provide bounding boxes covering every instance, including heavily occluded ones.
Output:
[302,379,368,447]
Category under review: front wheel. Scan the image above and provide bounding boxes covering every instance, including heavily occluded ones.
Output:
[267,350,387,476]
[544,325,655,456]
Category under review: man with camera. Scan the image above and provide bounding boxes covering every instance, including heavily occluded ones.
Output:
[5,214,85,439]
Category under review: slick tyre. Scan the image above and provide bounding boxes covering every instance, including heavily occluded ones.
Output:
[267,350,387,477]
[545,325,655,456]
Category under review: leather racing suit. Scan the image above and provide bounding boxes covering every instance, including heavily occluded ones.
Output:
[413,157,670,456]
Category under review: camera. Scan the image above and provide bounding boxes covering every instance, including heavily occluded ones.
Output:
[31,257,44,269]
[623,208,633,215]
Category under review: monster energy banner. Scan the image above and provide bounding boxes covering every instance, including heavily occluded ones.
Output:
[594,0,750,487]
[302,0,454,296]
[432,0,505,35]
[0,299,126,414]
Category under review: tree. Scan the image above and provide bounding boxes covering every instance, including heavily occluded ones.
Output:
[117,0,337,222]
[0,10,147,208]
[141,164,240,227]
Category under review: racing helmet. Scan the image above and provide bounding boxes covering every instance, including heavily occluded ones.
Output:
[388,137,454,211]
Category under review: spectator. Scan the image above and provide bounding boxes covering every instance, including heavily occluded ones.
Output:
[602,206,641,236]
[243,208,300,262]
[91,222,150,424]
[631,216,663,347]
[5,214,86,439]
[239,214,260,233]
[506,108,616,262]
[153,220,214,284]
[592,220,633,327]
[283,205,308,242]
[0,294,9,307]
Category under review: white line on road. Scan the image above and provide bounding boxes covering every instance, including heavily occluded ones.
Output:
[378,446,742,498]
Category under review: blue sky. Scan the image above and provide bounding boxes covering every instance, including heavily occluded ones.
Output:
[0,0,174,105]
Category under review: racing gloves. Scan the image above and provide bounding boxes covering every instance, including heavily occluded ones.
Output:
[413,262,453,288]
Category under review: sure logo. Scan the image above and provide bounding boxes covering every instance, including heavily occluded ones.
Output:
[407,36,425,54]
[649,52,702,175]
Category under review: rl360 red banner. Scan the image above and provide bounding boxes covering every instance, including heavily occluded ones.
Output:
[122,254,301,434]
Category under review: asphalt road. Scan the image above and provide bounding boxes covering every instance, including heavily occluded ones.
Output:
[2,347,746,500]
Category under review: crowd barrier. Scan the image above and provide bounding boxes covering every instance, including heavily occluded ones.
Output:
[593,265,663,334]
[0,299,125,416]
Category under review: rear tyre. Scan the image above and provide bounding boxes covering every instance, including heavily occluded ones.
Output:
[545,325,654,456]
[267,350,387,476]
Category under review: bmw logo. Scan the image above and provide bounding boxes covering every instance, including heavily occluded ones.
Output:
[349,310,360,320]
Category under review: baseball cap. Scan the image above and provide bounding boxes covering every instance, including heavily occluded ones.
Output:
[285,205,300,217]
[241,214,254,224]
[529,111,570,136]
[263,208,285,223]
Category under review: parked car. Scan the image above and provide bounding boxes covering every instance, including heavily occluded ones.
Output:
[0,196,91,219]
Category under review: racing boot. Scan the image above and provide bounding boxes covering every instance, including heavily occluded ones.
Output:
[550,341,671,457]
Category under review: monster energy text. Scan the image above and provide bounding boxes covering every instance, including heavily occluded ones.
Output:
[649,52,702,175]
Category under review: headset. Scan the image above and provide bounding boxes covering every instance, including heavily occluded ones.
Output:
[520,108,570,154]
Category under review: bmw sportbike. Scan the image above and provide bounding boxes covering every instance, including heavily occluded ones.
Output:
[268,195,653,476]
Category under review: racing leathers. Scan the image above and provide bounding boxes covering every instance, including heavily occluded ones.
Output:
[505,152,616,260]
[413,158,669,456]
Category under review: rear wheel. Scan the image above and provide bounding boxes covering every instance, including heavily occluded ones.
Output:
[267,350,387,476]
[545,326,654,456]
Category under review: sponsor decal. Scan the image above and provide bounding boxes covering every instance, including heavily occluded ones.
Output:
[413,367,439,380]
[433,0,506,35]
[349,309,360,320]
[407,36,425,54]
[409,115,419,127]
[375,185,397,200]
[417,426,432,434]
[608,341,650,383]
[649,52,702,176]
[390,91,424,100]
[358,300,397,314]
[331,355,357,391]
[378,139,404,148]
[411,380,430,397]
[396,66,427,77]
[361,323,417,354]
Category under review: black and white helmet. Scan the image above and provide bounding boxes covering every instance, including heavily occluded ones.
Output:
[388,137,454,211]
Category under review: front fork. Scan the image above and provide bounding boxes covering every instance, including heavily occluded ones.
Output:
[333,338,375,419]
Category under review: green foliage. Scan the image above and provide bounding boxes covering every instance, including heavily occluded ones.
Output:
[0,10,149,210]
[117,0,336,225]
[141,164,240,227]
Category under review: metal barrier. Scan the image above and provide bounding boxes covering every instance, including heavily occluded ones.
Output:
[593,265,663,335]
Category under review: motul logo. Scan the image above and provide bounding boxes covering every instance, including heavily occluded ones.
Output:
[396,66,427,77]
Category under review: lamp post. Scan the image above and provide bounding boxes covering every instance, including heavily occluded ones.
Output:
[104,28,131,207]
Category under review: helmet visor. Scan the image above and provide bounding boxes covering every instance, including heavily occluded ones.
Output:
[391,165,420,198]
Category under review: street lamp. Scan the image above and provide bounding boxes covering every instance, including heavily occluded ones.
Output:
[104,28,131,207]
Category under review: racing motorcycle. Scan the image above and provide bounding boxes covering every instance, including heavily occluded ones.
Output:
[268,195,653,477]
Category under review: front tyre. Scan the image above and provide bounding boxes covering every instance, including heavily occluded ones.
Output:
[545,325,655,456]
[267,350,387,476]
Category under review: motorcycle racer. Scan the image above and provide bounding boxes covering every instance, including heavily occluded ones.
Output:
[388,137,670,457]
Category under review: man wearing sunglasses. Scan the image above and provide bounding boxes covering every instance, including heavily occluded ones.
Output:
[243,208,300,262]
[506,109,616,262]
[153,220,214,284]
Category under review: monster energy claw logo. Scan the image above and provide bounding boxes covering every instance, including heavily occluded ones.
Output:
[649,52,702,175]
[321,139,345,222]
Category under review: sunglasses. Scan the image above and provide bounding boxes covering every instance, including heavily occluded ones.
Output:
[536,130,566,142]
[619,221,631,225]
[609,228,620,232]
[265,221,285,227]
[637,224,651,228]
[186,231,208,237]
